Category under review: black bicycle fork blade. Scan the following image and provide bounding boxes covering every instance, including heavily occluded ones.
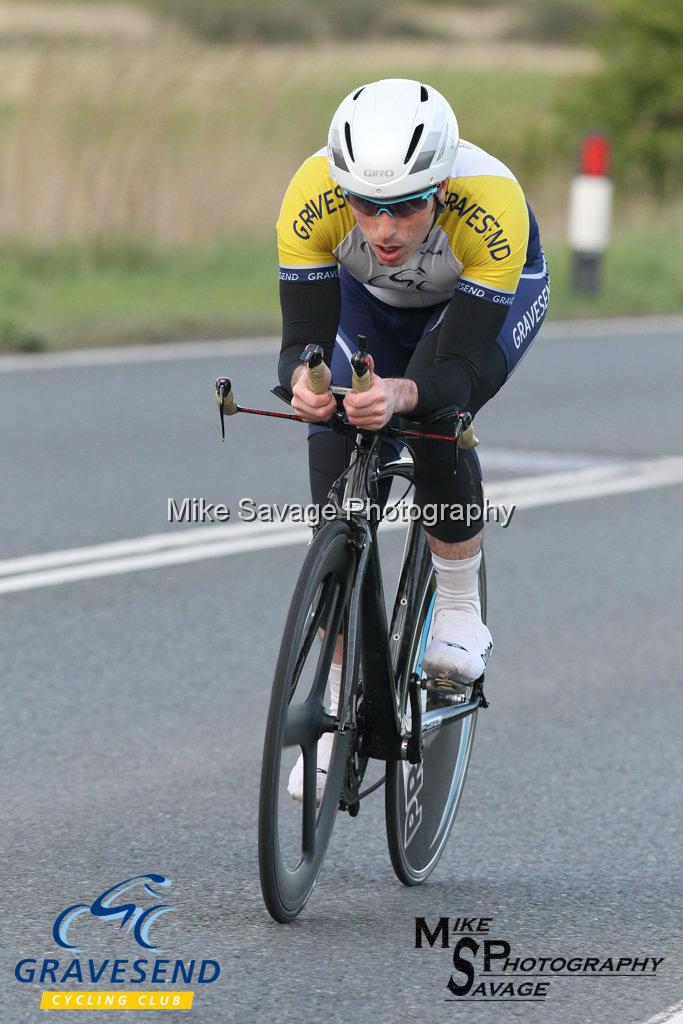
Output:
[406,673,423,764]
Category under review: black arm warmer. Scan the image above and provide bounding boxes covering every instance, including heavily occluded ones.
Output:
[408,289,509,415]
[277,277,341,390]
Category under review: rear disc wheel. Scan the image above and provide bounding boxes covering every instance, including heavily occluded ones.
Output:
[385,545,487,885]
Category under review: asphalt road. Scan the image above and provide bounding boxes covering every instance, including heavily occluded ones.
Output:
[1,321,682,1024]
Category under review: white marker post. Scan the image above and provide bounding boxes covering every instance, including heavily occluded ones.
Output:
[568,132,612,295]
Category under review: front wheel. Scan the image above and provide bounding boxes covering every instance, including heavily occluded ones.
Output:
[385,536,487,885]
[258,519,355,922]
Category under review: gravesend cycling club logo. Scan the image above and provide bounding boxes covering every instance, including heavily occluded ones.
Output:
[14,873,221,1012]
[53,874,173,952]
[415,916,665,1005]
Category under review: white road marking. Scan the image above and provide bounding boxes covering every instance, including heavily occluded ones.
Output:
[0,529,307,594]
[481,447,624,474]
[0,519,286,577]
[1,455,682,595]
[0,315,681,373]
[641,1000,683,1024]
[487,456,683,509]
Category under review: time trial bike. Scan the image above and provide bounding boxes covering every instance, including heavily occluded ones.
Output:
[214,340,488,923]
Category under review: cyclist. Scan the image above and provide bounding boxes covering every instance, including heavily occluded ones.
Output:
[277,79,549,800]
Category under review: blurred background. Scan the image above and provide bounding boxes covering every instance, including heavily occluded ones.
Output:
[0,0,680,351]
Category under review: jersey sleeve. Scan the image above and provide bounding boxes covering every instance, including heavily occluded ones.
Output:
[441,176,529,308]
[276,154,353,282]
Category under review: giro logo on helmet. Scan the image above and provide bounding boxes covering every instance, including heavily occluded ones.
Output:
[363,169,396,178]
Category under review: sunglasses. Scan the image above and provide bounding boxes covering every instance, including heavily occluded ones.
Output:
[344,185,439,218]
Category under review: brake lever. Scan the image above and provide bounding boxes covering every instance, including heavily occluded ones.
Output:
[214,376,238,441]
[456,412,478,450]
[453,412,477,474]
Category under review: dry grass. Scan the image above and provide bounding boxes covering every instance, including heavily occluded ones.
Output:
[0,4,677,349]
[0,37,594,245]
[0,1,162,39]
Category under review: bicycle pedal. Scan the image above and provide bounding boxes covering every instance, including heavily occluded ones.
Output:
[421,676,471,704]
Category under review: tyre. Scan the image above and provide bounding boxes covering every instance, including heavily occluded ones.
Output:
[258,519,356,921]
[385,536,487,885]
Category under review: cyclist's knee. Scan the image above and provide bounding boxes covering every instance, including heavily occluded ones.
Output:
[308,429,349,506]
[412,447,484,543]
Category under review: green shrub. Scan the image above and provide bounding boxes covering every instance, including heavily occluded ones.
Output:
[510,0,602,42]
[0,318,45,351]
[566,0,683,195]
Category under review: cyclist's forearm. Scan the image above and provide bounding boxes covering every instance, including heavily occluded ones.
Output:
[386,377,418,415]
[278,278,341,390]
[408,289,508,415]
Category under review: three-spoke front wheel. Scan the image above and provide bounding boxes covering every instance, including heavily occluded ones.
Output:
[258,520,356,922]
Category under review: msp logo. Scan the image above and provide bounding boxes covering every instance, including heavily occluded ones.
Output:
[53,874,173,952]
[415,916,665,1005]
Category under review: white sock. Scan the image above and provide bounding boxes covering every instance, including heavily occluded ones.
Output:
[328,662,342,715]
[431,551,482,618]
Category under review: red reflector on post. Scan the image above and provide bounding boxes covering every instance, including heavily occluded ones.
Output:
[580,133,610,176]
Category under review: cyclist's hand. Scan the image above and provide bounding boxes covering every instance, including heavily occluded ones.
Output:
[291,364,336,422]
[344,367,398,431]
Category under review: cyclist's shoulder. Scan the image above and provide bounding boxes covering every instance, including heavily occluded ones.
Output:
[438,139,530,257]
[447,139,525,200]
[277,147,354,258]
[280,147,349,215]
[285,147,334,191]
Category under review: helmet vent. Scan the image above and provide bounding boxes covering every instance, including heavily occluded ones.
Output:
[420,85,429,102]
[352,87,365,100]
[344,122,355,162]
[404,124,424,164]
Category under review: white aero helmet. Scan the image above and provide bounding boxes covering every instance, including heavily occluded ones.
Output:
[327,78,459,200]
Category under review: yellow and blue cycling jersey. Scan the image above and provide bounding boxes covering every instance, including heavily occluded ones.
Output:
[277,140,541,309]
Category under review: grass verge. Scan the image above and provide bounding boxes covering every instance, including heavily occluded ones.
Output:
[0,41,584,245]
[0,238,279,349]
[0,225,681,352]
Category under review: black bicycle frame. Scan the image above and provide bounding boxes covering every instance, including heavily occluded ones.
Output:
[216,377,485,768]
[357,531,404,760]
[332,433,481,766]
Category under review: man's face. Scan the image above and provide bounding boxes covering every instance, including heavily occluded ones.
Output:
[350,181,447,266]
